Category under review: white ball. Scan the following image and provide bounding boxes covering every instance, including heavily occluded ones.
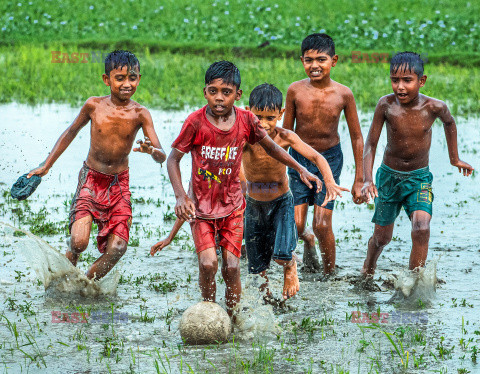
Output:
[179,301,231,345]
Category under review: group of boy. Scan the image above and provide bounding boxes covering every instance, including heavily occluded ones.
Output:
[28,33,473,318]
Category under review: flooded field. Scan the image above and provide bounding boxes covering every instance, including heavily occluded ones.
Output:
[0,103,479,373]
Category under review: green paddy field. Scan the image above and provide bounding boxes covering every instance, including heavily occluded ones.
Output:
[1,0,480,113]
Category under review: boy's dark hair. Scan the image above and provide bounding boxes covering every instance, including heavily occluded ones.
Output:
[390,52,424,77]
[205,61,241,89]
[249,83,283,111]
[105,50,140,76]
[301,33,335,57]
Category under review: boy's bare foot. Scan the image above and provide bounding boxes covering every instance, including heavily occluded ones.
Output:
[302,228,322,273]
[283,259,300,299]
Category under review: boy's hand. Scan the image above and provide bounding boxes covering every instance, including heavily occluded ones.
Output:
[322,182,350,207]
[175,195,196,222]
[351,180,364,204]
[27,162,49,178]
[133,137,154,154]
[361,181,378,203]
[452,160,474,176]
[150,238,171,256]
[299,168,322,193]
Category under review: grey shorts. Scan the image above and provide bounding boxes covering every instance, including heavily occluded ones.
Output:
[245,191,298,274]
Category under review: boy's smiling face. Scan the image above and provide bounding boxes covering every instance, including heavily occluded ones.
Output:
[247,106,285,136]
[301,49,338,81]
[102,65,141,102]
[204,78,242,117]
[390,65,426,104]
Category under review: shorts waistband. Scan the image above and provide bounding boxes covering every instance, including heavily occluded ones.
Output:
[246,190,292,206]
[321,142,342,157]
[380,163,429,176]
[83,162,129,179]
[291,142,341,158]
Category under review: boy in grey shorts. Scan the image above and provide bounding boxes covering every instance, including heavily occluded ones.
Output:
[242,84,348,300]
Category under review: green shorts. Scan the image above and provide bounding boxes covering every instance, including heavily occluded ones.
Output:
[372,163,433,226]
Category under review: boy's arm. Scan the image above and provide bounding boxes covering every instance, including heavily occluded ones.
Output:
[27,98,93,178]
[133,108,166,163]
[361,99,386,203]
[150,218,185,256]
[438,103,474,176]
[343,89,365,204]
[285,131,349,205]
[257,135,321,192]
[282,85,296,131]
[167,149,196,221]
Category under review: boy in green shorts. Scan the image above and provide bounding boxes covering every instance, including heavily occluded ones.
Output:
[361,52,473,279]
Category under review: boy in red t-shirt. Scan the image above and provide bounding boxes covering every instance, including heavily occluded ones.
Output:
[168,61,321,316]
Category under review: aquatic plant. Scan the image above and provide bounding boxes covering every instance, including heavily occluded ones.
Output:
[359,324,411,369]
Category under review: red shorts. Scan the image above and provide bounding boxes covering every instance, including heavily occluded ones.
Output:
[69,163,132,253]
[190,205,245,258]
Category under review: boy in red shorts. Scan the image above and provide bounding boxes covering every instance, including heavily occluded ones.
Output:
[168,61,321,316]
[28,50,166,280]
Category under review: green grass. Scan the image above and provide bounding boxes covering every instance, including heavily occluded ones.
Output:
[2,0,480,57]
[2,45,479,114]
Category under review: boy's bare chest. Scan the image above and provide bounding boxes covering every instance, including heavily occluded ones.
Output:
[244,143,285,173]
[90,110,140,136]
[386,110,434,137]
[295,92,343,121]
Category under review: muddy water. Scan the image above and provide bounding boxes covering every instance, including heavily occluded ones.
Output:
[0,103,479,373]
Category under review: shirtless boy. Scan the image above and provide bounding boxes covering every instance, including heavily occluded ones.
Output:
[242,83,348,300]
[283,33,364,276]
[361,52,473,279]
[28,50,166,280]
[167,61,321,316]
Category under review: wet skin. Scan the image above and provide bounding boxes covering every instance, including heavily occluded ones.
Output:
[242,106,347,203]
[28,65,166,280]
[28,65,165,176]
[242,107,290,201]
[282,49,365,275]
[283,49,364,201]
[361,66,474,277]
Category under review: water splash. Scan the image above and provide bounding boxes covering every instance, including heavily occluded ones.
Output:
[233,274,280,340]
[1,222,119,297]
[388,258,438,306]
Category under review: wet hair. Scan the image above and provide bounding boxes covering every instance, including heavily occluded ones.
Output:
[249,83,283,112]
[104,50,140,76]
[301,33,335,57]
[390,52,424,77]
[205,60,241,89]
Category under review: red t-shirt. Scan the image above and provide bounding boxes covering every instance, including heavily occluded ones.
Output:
[172,106,267,219]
